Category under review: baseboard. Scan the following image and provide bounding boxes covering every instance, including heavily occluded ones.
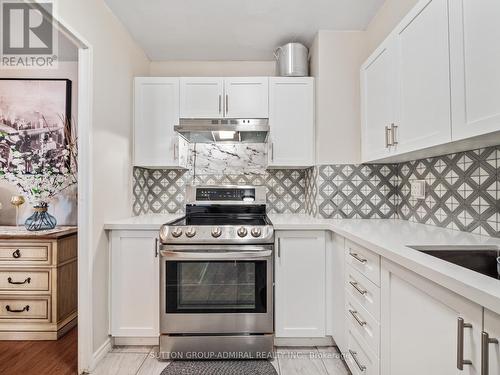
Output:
[274,336,334,347]
[113,336,160,346]
[90,337,112,371]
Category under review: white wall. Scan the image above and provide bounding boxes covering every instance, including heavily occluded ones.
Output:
[57,0,150,362]
[310,30,366,164]
[150,60,275,76]
[364,0,419,58]
[0,62,79,226]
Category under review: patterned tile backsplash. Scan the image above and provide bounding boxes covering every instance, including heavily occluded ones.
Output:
[132,145,500,237]
[133,168,306,215]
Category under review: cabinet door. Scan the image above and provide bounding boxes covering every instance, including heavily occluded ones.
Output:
[180,77,224,118]
[224,77,268,118]
[110,231,159,337]
[381,259,482,375]
[393,0,452,154]
[268,77,314,167]
[134,77,185,168]
[361,39,397,162]
[483,309,500,375]
[449,0,500,140]
[275,231,325,338]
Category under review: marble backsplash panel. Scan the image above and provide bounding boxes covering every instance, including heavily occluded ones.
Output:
[187,143,267,175]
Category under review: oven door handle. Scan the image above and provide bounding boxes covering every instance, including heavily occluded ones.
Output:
[161,250,272,260]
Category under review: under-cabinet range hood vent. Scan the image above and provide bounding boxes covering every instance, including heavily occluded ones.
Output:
[175,119,269,143]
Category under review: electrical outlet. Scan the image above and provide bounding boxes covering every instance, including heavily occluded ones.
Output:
[411,180,426,199]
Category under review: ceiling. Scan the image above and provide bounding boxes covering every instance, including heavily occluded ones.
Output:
[104,0,385,61]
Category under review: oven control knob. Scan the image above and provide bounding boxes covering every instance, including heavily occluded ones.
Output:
[237,227,248,237]
[185,227,196,238]
[171,228,183,238]
[211,227,222,238]
[251,227,262,237]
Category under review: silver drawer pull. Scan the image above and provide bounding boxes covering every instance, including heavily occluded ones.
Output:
[349,251,367,264]
[349,281,368,295]
[457,317,473,370]
[481,331,499,375]
[349,309,367,327]
[349,349,367,372]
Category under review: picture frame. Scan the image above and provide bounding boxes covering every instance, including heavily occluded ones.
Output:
[0,78,72,173]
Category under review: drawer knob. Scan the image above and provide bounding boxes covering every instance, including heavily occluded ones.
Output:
[5,305,30,313]
[12,249,21,259]
[7,277,31,285]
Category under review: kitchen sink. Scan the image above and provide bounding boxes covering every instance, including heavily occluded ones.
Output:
[408,245,500,280]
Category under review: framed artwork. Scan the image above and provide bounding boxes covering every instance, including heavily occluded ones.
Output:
[0,78,72,173]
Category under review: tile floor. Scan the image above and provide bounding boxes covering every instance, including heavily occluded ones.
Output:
[91,346,351,375]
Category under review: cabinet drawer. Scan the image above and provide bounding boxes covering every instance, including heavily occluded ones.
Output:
[346,329,380,375]
[346,265,380,321]
[0,270,50,292]
[0,296,49,320]
[0,244,50,264]
[346,294,380,356]
[345,240,380,286]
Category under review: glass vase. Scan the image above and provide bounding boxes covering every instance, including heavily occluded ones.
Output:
[25,202,57,231]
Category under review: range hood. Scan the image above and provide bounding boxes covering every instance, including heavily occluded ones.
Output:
[174,119,269,143]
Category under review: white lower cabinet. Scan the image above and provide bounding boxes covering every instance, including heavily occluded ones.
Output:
[483,309,500,374]
[274,231,326,338]
[110,230,159,338]
[380,258,482,375]
[347,328,380,375]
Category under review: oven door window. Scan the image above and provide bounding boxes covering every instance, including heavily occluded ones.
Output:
[166,261,267,314]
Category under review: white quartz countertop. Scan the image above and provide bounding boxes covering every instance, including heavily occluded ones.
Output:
[105,213,500,314]
[270,214,500,314]
[103,214,183,230]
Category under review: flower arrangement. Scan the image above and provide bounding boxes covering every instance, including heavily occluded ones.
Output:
[0,116,77,229]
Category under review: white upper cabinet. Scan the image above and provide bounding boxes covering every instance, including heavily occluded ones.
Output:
[449,0,500,140]
[361,38,397,162]
[180,77,224,118]
[268,77,314,167]
[134,77,188,168]
[224,77,269,118]
[180,77,268,119]
[393,0,452,154]
[361,0,500,162]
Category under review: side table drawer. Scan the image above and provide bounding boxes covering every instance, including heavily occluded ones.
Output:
[0,269,50,292]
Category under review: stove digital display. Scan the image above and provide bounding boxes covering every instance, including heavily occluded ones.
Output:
[196,188,256,201]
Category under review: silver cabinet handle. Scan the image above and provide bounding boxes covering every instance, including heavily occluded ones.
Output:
[173,143,177,160]
[349,281,368,295]
[277,238,281,258]
[155,238,159,258]
[349,350,367,372]
[218,95,222,114]
[271,143,274,162]
[457,317,473,370]
[481,331,499,375]
[349,309,367,327]
[385,125,390,148]
[390,123,398,145]
[349,251,367,264]
[225,94,229,115]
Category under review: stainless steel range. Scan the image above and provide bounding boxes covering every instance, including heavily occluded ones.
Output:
[158,185,274,359]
